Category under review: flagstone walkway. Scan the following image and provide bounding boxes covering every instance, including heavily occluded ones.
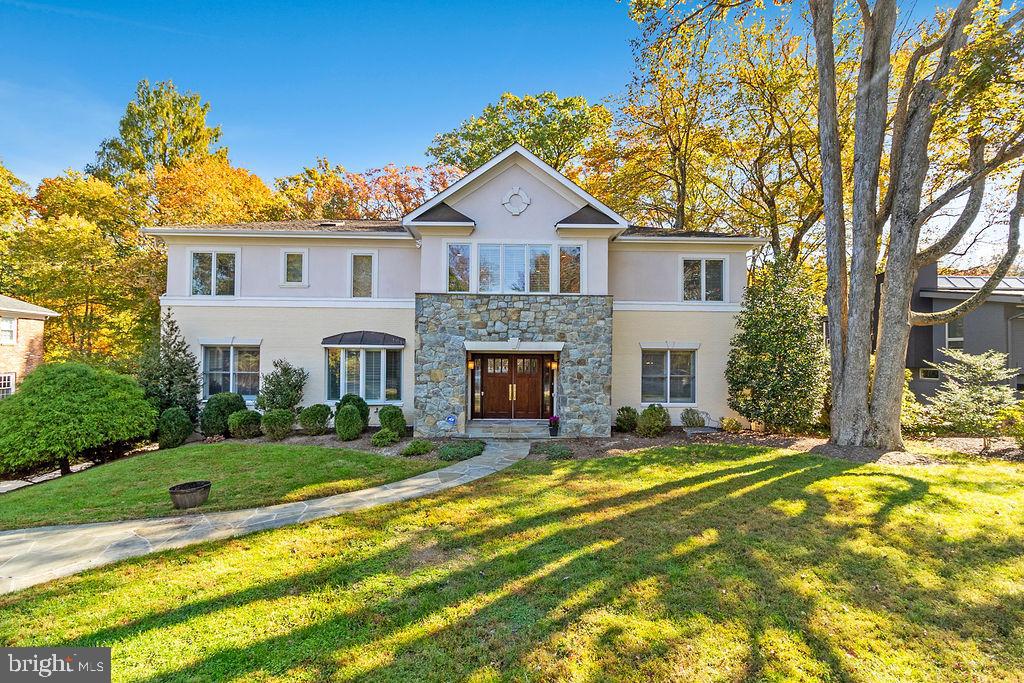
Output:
[0,440,530,594]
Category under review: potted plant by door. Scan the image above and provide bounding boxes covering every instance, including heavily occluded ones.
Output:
[548,415,560,437]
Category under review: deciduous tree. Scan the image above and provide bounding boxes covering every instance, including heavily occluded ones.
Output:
[154,155,284,225]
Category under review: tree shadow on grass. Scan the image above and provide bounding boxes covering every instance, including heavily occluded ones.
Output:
[15,445,1024,681]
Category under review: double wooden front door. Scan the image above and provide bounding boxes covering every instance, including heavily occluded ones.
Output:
[473,354,551,419]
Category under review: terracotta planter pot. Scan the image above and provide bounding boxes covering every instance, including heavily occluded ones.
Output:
[169,480,211,509]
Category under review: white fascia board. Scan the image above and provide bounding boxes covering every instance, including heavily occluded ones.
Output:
[402,144,628,227]
[613,236,768,245]
[161,296,415,309]
[639,341,701,350]
[143,228,413,240]
[464,340,566,352]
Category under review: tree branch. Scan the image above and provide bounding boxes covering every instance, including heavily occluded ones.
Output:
[911,171,1024,325]
[913,136,987,267]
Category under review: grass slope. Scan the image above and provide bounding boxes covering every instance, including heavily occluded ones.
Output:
[1,443,1023,681]
[0,442,440,529]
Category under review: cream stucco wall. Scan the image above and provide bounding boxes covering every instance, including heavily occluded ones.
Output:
[167,304,417,425]
[611,309,740,424]
[165,236,420,299]
[608,243,749,303]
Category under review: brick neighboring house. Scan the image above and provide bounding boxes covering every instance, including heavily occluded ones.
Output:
[0,295,59,398]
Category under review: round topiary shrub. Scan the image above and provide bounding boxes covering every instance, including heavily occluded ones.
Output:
[377,405,407,436]
[158,406,194,450]
[228,409,263,439]
[0,363,157,476]
[200,392,246,437]
[401,439,435,456]
[680,408,706,428]
[636,404,671,437]
[615,406,639,432]
[261,409,294,441]
[337,394,369,430]
[371,427,399,447]
[299,404,332,435]
[335,404,362,441]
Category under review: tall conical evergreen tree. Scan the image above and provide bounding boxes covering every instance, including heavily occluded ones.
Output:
[137,312,201,422]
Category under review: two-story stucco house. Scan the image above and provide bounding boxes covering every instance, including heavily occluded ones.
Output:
[0,294,58,398]
[146,145,764,437]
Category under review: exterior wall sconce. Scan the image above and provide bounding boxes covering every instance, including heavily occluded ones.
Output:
[467,357,476,370]
[547,359,558,371]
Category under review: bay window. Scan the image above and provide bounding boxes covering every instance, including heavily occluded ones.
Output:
[192,250,237,296]
[327,348,402,403]
[641,349,696,404]
[449,242,583,294]
[681,257,725,302]
[203,345,260,399]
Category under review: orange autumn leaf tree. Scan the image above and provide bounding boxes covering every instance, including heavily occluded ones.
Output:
[154,155,284,226]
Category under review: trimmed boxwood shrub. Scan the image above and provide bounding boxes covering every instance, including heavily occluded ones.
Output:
[200,392,246,437]
[371,427,400,447]
[437,440,486,462]
[158,406,194,450]
[228,409,262,439]
[261,409,294,441]
[337,394,369,429]
[532,442,573,460]
[615,406,639,432]
[298,404,331,435]
[377,405,407,435]
[680,408,705,428]
[401,439,435,456]
[636,404,671,437]
[0,363,157,476]
[335,404,362,441]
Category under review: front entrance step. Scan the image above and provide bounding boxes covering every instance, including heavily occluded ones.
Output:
[465,419,549,440]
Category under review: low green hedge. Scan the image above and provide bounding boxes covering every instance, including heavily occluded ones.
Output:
[228,409,262,439]
[437,440,486,462]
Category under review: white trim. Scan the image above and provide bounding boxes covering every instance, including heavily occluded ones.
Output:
[161,296,415,309]
[639,341,701,350]
[200,342,261,399]
[443,238,589,295]
[325,347,403,404]
[679,254,729,303]
[919,367,940,381]
[145,228,413,240]
[0,317,16,345]
[349,249,379,299]
[198,336,263,346]
[640,348,698,405]
[945,319,964,350]
[403,144,628,227]
[464,340,565,352]
[614,236,768,245]
[188,247,241,298]
[280,248,309,288]
[613,301,741,312]
[554,223,623,230]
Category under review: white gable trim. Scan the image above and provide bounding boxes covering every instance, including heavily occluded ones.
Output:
[402,144,628,227]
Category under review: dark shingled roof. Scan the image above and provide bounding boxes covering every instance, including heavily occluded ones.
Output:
[153,219,406,233]
[557,205,619,225]
[413,202,473,223]
[620,225,753,238]
[321,331,407,347]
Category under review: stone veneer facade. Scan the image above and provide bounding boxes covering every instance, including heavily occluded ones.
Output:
[415,294,613,437]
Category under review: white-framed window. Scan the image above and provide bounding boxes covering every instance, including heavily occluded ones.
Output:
[202,345,260,400]
[191,249,239,296]
[946,318,964,350]
[280,249,308,287]
[446,240,586,294]
[350,251,377,298]
[0,317,15,345]
[919,367,940,381]
[326,348,402,403]
[0,373,14,399]
[641,349,696,404]
[680,256,726,302]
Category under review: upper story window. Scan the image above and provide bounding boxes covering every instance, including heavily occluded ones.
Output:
[448,242,585,295]
[351,251,376,298]
[191,250,237,296]
[281,249,307,287]
[681,257,725,302]
[946,318,964,350]
[0,317,15,345]
[202,344,259,400]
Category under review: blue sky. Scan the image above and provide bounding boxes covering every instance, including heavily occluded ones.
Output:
[0,0,638,186]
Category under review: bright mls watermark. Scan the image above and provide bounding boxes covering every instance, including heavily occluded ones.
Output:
[1,648,110,682]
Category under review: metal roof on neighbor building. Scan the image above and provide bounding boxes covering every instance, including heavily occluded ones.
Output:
[320,331,406,347]
[936,275,1024,291]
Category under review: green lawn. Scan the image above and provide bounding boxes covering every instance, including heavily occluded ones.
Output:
[0,442,440,529]
[2,443,1023,682]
